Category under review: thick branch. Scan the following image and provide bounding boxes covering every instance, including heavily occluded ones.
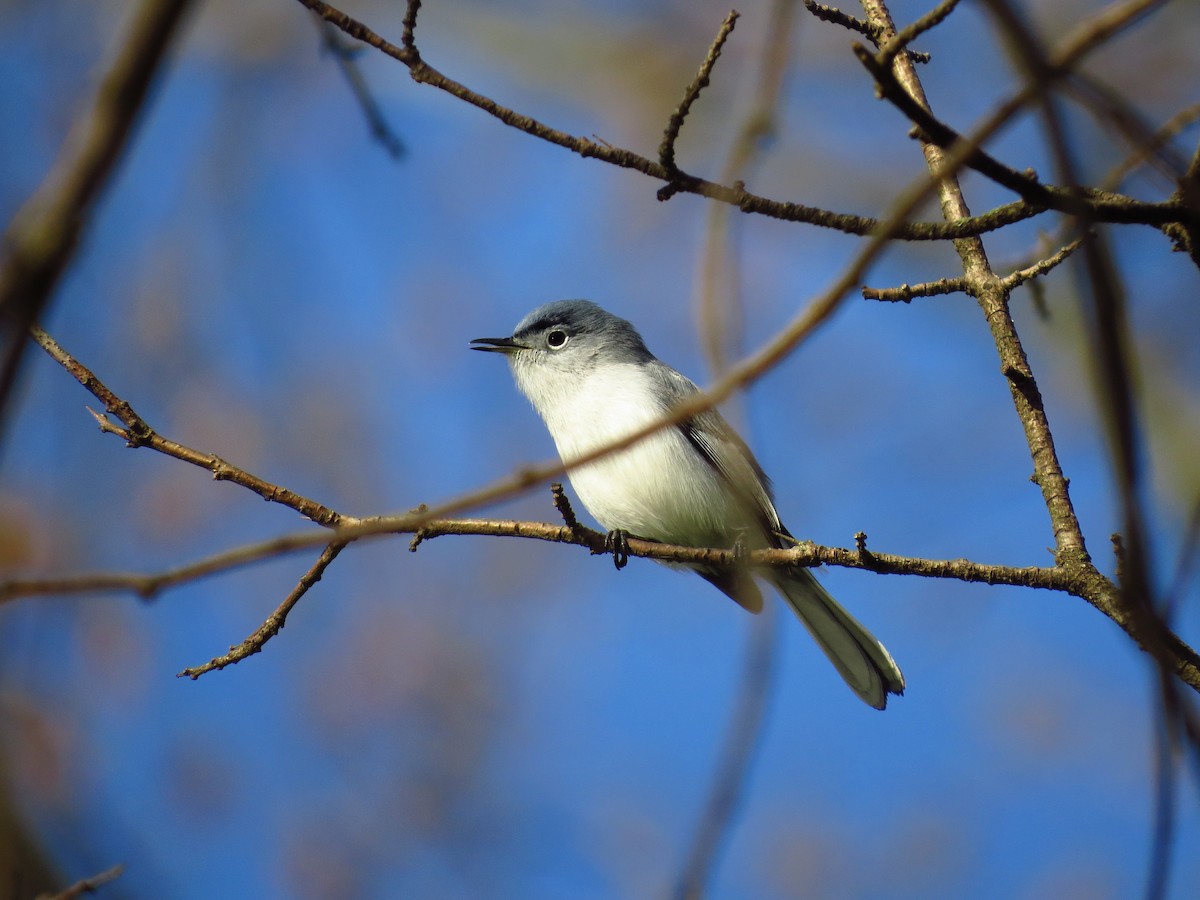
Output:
[0,0,192,433]
[854,0,1200,694]
[860,0,1090,568]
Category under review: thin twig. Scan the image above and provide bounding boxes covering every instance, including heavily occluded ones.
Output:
[862,235,1080,300]
[696,0,797,374]
[179,541,347,678]
[38,864,125,900]
[1065,72,1188,185]
[1002,237,1083,289]
[314,15,406,158]
[549,482,582,532]
[877,0,962,68]
[659,10,740,179]
[30,326,349,529]
[685,7,794,890]
[1103,100,1200,191]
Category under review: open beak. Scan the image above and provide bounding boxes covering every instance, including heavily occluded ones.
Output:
[470,336,522,354]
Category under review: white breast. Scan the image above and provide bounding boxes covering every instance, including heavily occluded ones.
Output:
[515,361,739,545]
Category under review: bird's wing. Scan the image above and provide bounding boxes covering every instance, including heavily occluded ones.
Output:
[648,362,785,543]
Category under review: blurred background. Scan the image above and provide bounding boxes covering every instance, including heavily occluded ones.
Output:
[2,0,1199,897]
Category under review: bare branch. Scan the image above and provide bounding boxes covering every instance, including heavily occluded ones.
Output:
[802,1,878,40]
[0,516,1087,596]
[179,541,347,678]
[0,0,192,435]
[862,276,967,301]
[38,864,125,900]
[314,15,405,158]
[862,235,1081,301]
[877,0,962,68]
[659,10,740,179]
[1002,237,1083,290]
[30,326,350,529]
[6,499,1199,688]
[854,44,1183,228]
[978,11,1200,828]
[862,0,1091,573]
[298,0,1200,251]
[294,0,1052,242]
[1103,100,1200,192]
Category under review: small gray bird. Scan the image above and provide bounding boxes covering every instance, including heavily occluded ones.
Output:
[472,300,904,709]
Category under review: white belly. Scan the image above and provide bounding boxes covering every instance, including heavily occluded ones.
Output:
[520,363,742,546]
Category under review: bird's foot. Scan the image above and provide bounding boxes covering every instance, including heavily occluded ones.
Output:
[604,529,630,570]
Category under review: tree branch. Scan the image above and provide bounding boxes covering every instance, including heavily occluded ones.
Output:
[0,0,192,436]
[39,864,125,900]
[876,0,962,68]
[313,15,405,158]
[861,236,1082,301]
[6,498,1198,688]
[30,326,350,529]
[853,42,1184,229]
[658,10,740,181]
[178,541,347,678]
[293,0,1052,242]
[862,0,1091,568]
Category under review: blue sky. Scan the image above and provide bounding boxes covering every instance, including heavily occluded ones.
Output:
[2,0,1199,897]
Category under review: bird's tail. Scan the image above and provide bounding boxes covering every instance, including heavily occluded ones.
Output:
[771,568,904,710]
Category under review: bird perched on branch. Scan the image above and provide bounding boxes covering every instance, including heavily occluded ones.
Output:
[472,300,903,709]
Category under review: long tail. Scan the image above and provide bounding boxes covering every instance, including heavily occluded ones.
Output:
[771,568,904,710]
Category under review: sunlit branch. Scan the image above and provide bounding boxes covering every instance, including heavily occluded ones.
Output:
[31,326,350,529]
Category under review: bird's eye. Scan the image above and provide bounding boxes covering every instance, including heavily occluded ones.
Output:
[546,329,569,349]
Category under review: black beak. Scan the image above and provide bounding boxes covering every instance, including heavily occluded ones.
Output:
[470,336,522,353]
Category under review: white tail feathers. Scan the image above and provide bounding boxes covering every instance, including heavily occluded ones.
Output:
[772,569,905,710]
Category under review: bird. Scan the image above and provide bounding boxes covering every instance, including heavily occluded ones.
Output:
[471,300,904,709]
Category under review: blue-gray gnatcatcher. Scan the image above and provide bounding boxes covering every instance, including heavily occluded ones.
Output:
[472,300,904,709]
